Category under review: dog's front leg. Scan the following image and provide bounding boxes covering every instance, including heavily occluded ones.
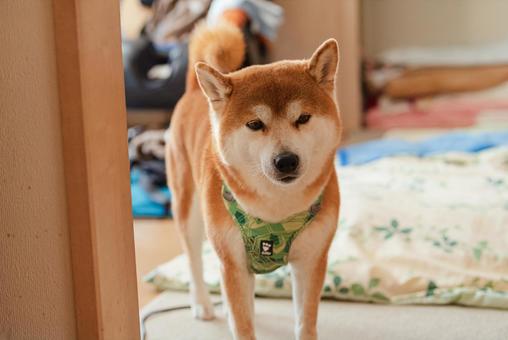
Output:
[290,252,328,340]
[210,224,256,340]
[220,258,256,340]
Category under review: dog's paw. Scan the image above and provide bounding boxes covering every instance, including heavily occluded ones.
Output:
[191,302,215,321]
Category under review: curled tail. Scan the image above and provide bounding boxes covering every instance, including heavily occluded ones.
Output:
[186,21,245,91]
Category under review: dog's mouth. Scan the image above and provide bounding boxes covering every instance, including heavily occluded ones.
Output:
[262,163,302,185]
[277,175,298,183]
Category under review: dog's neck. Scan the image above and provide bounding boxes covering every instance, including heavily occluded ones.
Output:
[215,154,333,223]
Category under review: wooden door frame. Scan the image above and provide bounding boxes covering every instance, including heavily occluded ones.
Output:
[52,0,140,338]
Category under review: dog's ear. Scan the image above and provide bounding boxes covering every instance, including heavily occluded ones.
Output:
[308,39,339,92]
[195,62,232,112]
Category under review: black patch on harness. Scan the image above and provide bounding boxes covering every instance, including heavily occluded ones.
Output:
[260,240,274,256]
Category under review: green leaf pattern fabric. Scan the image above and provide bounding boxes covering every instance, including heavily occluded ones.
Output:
[222,185,322,274]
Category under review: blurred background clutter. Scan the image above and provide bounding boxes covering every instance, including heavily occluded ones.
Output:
[362,0,508,130]
[122,0,280,118]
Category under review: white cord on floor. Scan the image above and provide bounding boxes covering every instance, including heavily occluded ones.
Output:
[140,301,223,340]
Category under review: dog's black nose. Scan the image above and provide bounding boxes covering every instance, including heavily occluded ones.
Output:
[274,152,299,173]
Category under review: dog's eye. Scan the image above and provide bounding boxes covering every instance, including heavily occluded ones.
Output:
[246,119,265,131]
[295,114,311,126]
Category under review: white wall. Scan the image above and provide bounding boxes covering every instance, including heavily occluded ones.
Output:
[0,1,77,338]
[363,0,508,58]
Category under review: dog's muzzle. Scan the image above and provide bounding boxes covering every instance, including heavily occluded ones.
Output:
[273,152,299,183]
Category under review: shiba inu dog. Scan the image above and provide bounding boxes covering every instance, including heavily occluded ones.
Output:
[166,21,341,340]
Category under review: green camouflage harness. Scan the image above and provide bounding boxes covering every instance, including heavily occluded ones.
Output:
[221,184,322,274]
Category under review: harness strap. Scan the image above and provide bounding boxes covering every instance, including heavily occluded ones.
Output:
[221,184,322,274]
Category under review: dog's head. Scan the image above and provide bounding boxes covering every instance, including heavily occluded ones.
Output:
[195,39,341,188]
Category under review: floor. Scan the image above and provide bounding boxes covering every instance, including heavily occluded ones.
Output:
[134,218,182,307]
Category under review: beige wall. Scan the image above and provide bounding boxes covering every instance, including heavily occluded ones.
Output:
[272,0,362,133]
[363,0,508,58]
[0,1,77,339]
